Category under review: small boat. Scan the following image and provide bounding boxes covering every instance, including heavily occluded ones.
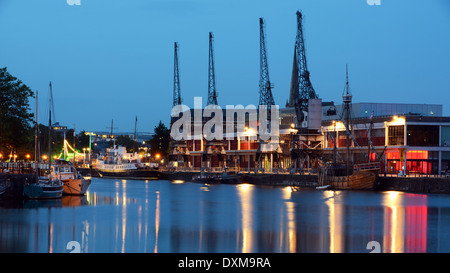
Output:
[192,173,223,184]
[0,184,8,196]
[23,177,64,199]
[52,159,91,195]
[221,172,242,184]
[315,185,331,190]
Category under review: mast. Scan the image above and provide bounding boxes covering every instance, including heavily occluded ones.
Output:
[342,65,352,175]
[73,124,76,167]
[134,115,137,154]
[35,90,39,180]
[48,82,53,182]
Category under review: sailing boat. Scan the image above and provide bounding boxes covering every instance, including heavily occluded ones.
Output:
[318,66,380,190]
[23,82,64,199]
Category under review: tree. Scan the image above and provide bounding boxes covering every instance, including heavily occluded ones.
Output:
[0,67,34,158]
[114,135,140,153]
[148,121,170,158]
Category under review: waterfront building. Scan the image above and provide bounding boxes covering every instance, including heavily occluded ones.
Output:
[170,102,450,175]
[321,103,450,175]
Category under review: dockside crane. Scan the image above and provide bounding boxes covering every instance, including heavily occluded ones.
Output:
[256,18,282,172]
[173,42,182,107]
[258,18,275,109]
[207,32,218,106]
[203,32,225,170]
[288,11,322,172]
[290,11,319,128]
[169,42,189,168]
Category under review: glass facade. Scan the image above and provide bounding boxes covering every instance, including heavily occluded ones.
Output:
[407,125,439,146]
[441,126,450,147]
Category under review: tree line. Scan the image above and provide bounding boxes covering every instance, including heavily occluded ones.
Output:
[0,67,170,161]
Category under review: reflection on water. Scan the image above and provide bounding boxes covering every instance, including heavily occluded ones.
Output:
[0,178,449,253]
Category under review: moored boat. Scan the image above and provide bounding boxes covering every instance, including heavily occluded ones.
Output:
[23,178,64,199]
[52,159,91,195]
[95,145,159,179]
[192,173,223,184]
[23,82,64,199]
[318,162,380,190]
[317,66,381,190]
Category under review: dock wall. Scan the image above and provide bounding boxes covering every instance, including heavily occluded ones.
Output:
[0,173,35,199]
[375,176,450,194]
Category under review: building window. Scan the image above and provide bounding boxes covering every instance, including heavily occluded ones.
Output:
[441,126,450,147]
[388,125,404,146]
[407,125,439,147]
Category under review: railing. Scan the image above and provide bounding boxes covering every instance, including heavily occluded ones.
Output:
[157,165,319,175]
[354,162,381,171]
[0,162,48,174]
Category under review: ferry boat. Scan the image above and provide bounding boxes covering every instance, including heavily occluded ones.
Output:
[52,159,91,195]
[94,145,159,179]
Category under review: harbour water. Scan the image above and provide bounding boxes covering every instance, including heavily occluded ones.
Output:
[1,177,450,253]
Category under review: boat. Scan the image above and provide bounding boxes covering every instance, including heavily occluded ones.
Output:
[94,145,159,179]
[23,177,64,199]
[52,159,91,195]
[192,173,223,184]
[23,82,64,199]
[0,184,8,196]
[221,172,242,184]
[318,162,380,190]
[317,66,380,190]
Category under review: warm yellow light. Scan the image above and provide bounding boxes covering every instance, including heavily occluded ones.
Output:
[389,116,405,126]
[290,123,295,128]
[53,155,57,159]
[26,154,30,159]
[156,154,161,159]
[42,155,48,160]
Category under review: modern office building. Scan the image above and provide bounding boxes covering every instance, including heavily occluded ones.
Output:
[321,103,450,175]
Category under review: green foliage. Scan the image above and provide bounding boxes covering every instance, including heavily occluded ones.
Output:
[148,121,170,158]
[0,67,34,157]
[113,134,140,153]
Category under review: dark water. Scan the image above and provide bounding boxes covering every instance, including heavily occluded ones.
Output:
[1,178,450,253]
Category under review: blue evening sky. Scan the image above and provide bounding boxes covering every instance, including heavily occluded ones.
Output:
[0,0,449,134]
